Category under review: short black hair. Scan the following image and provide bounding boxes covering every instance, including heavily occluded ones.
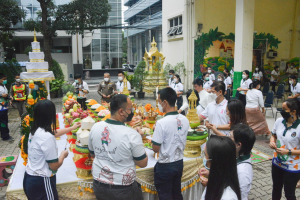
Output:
[202,72,208,80]
[15,73,20,77]
[193,78,203,86]
[158,88,177,107]
[274,66,279,70]
[249,79,260,89]
[0,73,6,79]
[118,71,124,75]
[211,81,225,95]
[224,68,229,73]
[74,73,81,79]
[110,94,128,115]
[207,66,212,69]
[169,70,175,74]
[231,124,256,156]
[290,75,297,80]
[243,70,250,76]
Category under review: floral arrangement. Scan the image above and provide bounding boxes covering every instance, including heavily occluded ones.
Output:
[98,110,110,117]
[145,103,152,112]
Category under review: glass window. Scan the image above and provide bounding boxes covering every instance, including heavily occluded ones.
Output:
[174,17,178,26]
[32,0,39,6]
[101,31,108,38]
[110,3,118,11]
[110,39,118,52]
[83,44,91,54]
[170,19,173,28]
[101,53,109,67]
[33,7,41,19]
[92,53,100,61]
[179,16,182,25]
[101,39,109,52]
[22,0,33,6]
[110,34,119,39]
[24,7,33,20]
[110,53,120,68]
[92,39,100,52]
[110,18,118,26]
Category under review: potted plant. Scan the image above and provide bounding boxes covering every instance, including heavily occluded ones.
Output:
[133,61,148,98]
[50,79,66,98]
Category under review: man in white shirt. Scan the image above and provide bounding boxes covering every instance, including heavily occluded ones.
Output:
[193,78,213,114]
[168,70,175,86]
[199,81,230,136]
[287,64,297,75]
[152,87,189,200]
[72,73,89,110]
[207,66,215,81]
[115,71,131,93]
[89,94,148,200]
[270,66,280,93]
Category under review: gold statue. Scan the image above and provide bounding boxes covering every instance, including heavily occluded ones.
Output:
[33,28,37,42]
[186,90,200,124]
[122,77,130,95]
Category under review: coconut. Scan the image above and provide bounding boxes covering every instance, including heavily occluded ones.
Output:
[81,116,95,130]
[78,130,90,146]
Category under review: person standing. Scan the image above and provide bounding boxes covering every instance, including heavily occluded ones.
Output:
[270,66,280,93]
[269,99,300,200]
[72,73,89,110]
[193,79,212,113]
[115,71,131,94]
[10,73,28,117]
[246,80,271,136]
[288,75,300,100]
[207,66,215,81]
[97,73,116,103]
[237,70,252,106]
[171,74,184,112]
[168,70,175,86]
[23,100,80,200]
[202,72,213,92]
[152,87,189,200]
[286,64,297,75]
[0,73,14,142]
[199,81,230,136]
[252,67,263,82]
[89,94,148,200]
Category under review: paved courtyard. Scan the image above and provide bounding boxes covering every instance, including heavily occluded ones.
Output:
[0,89,299,199]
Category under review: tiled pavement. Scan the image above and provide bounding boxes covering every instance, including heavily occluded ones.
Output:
[0,89,299,199]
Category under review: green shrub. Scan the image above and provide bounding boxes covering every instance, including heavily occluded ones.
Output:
[50,59,64,81]
[0,58,22,90]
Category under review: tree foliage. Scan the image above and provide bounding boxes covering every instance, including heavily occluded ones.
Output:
[132,61,148,92]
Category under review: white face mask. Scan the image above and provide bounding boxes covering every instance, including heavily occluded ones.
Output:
[104,78,109,82]
[217,78,222,81]
[242,75,247,79]
[255,68,259,71]
[289,80,293,85]
[118,76,123,81]
[208,70,211,73]
[16,79,20,82]
[173,78,178,83]
[158,101,165,113]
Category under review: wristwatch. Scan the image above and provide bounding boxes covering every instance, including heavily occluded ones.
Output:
[288,149,292,156]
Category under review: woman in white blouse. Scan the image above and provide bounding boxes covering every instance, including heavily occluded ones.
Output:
[288,75,300,100]
[203,72,213,92]
[237,70,252,106]
[245,80,271,135]
[252,67,263,82]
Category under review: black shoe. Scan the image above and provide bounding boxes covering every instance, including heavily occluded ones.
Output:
[3,136,14,143]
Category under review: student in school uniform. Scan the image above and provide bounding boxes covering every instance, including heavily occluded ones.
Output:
[252,67,263,82]
[207,66,215,81]
[171,74,184,113]
[237,70,252,106]
[203,72,213,92]
[168,70,175,86]
[288,75,300,101]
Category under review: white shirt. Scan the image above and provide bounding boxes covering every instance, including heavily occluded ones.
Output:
[72,81,89,98]
[26,128,58,177]
[222,80,228,91]
[199,90,212,109]
[237,157,253,200]
[270,70,279,82]
[116,81,131,92]
[203,81,213,91]
[287,67,297,74]
[201,99,230,136]
[172,82,184,96]
[246,89,264,108]
[152,112,189,163]
[169,78,174,86]
[290,83,300,98]
[209,73,215,81]
[201,186,238,200]
[272,118,300,172]
[88,119,146,185]
[240,79,252,95]
[253,71,263,80]
[225,77,232,86]
[0,85,8,111]
[180,102,202,115]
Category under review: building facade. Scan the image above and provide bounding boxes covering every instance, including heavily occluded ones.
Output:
[124,0,162,66]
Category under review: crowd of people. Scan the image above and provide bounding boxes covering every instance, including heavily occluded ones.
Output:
[15,63,300,200]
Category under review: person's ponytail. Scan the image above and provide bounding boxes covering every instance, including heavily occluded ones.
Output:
[249,83,253,89]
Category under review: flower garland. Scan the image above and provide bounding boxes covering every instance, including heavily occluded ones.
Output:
[20,135,28,166]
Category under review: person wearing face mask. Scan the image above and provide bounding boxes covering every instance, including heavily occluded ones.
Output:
[168,70,175,86]
[97,73,116,103]
[199,81,230,136]
[115,71,131,94]
[199,124,255,200]
[72,73,89,110]
[269,99,300,200]
[223,69,232,99]
[287,64,297,75]
[237,70,252,106]
[0,73,14,142]
[270,66,280,93]
[208,99,247,136]
[88,94,147,200]
[199,136,241,200]
[245,80,271,136]
[207,67,215,81]
[202,72,213,92]
[171,74,184,113]
[10,73,28,118]
[252,67,263,82]
[217,73,229,99]
[193,78,212,112]
[152,87,189,200]
[288,75,300,101]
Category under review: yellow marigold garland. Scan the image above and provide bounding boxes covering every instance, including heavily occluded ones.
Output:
[20,135,28,166]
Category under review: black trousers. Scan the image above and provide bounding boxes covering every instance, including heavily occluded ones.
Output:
[93,180,143,200]
[176,96,185,115]
[272,164,300,200]
[23,172,59,200]
[154,159,184,200]
[238,94,246,107]
[77,98,87,110]
[271,82,277,93]
[0,110,10,140]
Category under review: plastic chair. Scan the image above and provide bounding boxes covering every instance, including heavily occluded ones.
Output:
[275,84,285,106]
[275,108,283,120]
[264,91,274,117]
[262,83,270,96]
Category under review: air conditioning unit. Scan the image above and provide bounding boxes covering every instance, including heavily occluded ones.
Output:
[267,50,278,58]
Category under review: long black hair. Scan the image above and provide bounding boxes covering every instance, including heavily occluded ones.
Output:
[232,124,256,156]
[249,79,260,89]
[174,74,182,83]
[205,136,241,200]
[227,99,247,127]
[284,98,300,117]
[243,70,250,79]
[31,100,57,135]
